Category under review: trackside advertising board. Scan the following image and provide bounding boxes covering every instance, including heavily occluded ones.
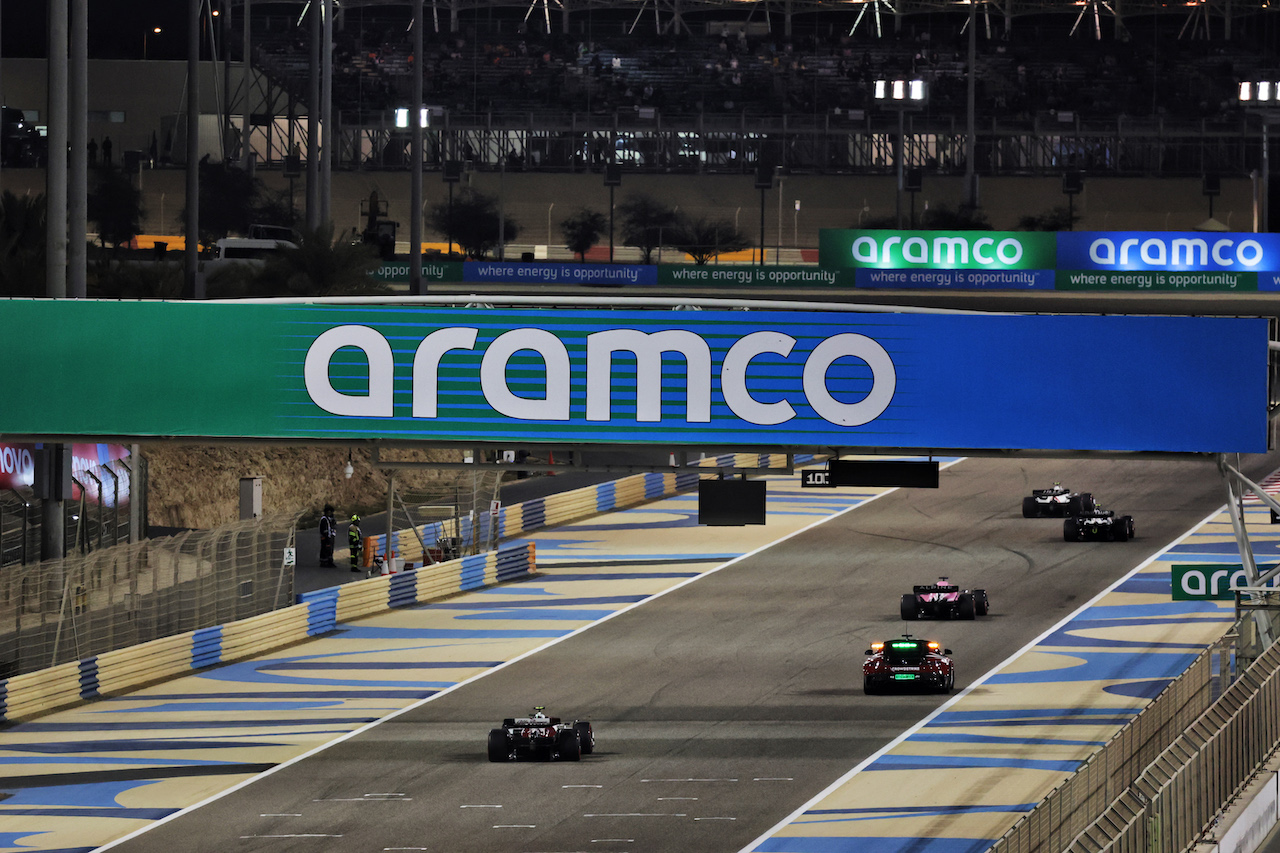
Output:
[0,301,1265,452]
[818,230,1280,291]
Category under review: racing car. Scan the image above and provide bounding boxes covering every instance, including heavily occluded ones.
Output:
[487,706,595,762]
[1022,483,1095,518]
[863,635,955,695]
[1064,507,1135,542]
[900,577,989,620]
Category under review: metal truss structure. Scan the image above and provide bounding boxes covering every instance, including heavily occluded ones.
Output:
[216,0,1278,40]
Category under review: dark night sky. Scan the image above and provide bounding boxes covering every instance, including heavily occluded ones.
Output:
[2,0,192,60]
[0,1,387,60]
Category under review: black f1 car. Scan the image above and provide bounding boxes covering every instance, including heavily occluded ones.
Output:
[487,707,595,762]
[863,635,955,694]
[1022,484,1095,518]
[1064,507,1135,542]
[900,578,989,620]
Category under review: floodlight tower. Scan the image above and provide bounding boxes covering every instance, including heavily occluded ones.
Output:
[873,79,928,230]
[1237,81,1280,233]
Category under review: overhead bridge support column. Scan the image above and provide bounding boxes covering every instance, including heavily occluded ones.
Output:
[1216,453,1277,647]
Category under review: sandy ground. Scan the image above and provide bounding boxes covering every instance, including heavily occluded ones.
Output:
[139,443,466,530]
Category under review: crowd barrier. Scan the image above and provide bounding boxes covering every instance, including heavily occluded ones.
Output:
[0,543,535,724]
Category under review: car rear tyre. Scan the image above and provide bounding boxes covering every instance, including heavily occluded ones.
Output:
[863,676,878,695]
[575,721,594,755]
[557,729,582,761]
[958,593,976,620]
[1022,497,1040,518]
[1064,519,1080,541]
[487,729,508,762]
[975,590,989,616]
[900,594,918,621]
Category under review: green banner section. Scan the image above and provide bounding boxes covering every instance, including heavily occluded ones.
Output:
[371,261,465,283]
[818,230,1057,270]
[657,265,858,287]
[0,301,293,438]
[1056,270,1258,291]
[1170,564,1276,600]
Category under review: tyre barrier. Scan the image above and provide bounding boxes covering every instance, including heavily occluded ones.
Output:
[0,543,536,724]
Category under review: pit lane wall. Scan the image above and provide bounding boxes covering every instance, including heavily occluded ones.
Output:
[0,542,535,724]
[362,452,804,567]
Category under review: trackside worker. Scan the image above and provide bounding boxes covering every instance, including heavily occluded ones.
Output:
[349,515,363,572]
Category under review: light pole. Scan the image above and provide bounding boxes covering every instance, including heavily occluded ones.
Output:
[1062,170,1083,230]
[1236,81,1280,232]
[874,78,928,230]
[443,159,461,257]
[144,27,161,60]
[775,168,783,265]
[605,162,621,262]
[793,199,800,249]
[754,165,771,266]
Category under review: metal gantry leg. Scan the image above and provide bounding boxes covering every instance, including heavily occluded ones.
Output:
[1216,453,1278,649]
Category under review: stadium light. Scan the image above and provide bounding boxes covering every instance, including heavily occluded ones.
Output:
[394,107,430,129]
[1235,81,1280,232]
[873,79,928,229]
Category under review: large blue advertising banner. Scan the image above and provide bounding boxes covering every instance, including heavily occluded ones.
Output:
[0,302,1266,453]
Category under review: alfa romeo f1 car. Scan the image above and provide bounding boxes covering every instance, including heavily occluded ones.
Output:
[487,707,595,762]
[863,635,955,694]
[900,577,989,620]
[1064,507,1135,542]
[1022,484,1095,518]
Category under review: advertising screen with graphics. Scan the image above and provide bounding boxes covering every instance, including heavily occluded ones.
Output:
[0,301,1266,453]
[818,230,1059,290]
[0,442,131,503]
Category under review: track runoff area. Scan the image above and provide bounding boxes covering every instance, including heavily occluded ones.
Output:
[0,453,1274,853]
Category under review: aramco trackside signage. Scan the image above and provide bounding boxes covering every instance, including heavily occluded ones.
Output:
[1171,564,1280,600]
[818,230,1280,291]
[0,301,1266,452]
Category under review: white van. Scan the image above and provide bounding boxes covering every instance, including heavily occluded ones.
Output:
[212,236,298,261]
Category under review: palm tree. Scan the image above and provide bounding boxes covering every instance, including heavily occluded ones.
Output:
[428,188,520,260]
[669,216,751,265]
[618,193,679,264]
[0,190,46,296]
[560,208,607,261]
[249,223,389,297]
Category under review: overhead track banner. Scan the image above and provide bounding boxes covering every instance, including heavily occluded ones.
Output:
[0,301,1266,453]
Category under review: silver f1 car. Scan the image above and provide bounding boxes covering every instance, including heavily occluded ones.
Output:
[487,707,595,762]
[1022,484,1095,518]
[1064,507,1135,542]
[900,577,989,620]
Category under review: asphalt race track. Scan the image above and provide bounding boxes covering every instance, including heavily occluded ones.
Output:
[75,451,1278,853]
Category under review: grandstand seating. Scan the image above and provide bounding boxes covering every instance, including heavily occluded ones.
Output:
[248,15,1275,124]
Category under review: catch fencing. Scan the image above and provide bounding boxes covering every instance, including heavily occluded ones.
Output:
[0,455,142,568]
[0,511,301,678]
[988,617,1280,853]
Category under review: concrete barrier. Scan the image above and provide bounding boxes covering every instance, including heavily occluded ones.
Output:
[369,452,809,567]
